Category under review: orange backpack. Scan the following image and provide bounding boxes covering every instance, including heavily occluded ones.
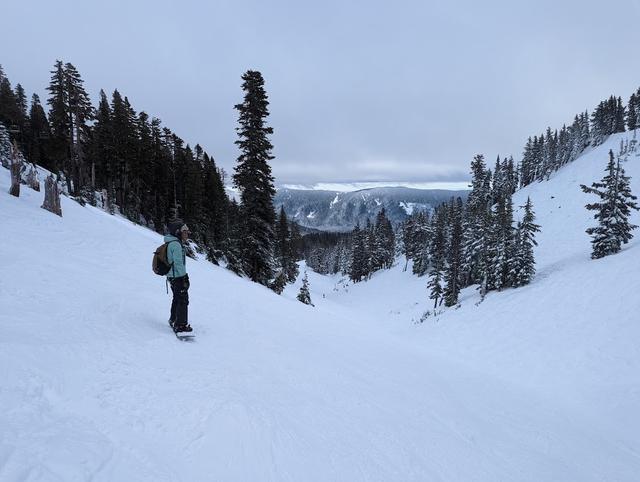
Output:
[152,242,175,275]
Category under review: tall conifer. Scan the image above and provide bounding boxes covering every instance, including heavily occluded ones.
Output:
[233,70,277,285]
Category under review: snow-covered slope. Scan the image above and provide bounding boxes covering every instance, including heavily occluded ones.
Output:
[1,132,639,481]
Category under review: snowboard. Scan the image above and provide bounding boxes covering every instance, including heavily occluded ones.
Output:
[169,320,195,342]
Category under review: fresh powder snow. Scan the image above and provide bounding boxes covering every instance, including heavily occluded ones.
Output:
[1,132,639,481]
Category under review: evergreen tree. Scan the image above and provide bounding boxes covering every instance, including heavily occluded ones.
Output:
[580,111,591,150]
[363,217,375,278]
[520,137,534,187]
[461,154,491,286]
[349,223,367,282]
[89,89,113,201]
[628,92,638,131]
[0,122,11,167]
[492,155,503,203]
[13,83,28,148]
[297,271,313,306]
[581,150,639,258]
[275,206,299,282]
[233,70,277,285]
[0,68,21,134]
[270,270,288,295]
[27,94,50,169]
[476,205,495,298]
[372,208,395,271]
[513,197,541,286]
[46,60,93,194]
[614,96,626,133]
[444,197,464,307]
[492,190,515,290]
[427,205,447,308]
[65,62,94,197]
[409,211,431,276]
[289,222,303,261]
[634,88,640,129]
[224,199,246,276]
[201,153,229,261]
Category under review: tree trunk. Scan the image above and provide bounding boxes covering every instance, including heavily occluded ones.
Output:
[26,165,40,191]
[41,174,62,216]
[9,141,22,197]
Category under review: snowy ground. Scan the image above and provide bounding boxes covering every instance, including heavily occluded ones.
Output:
[1,132,640,481]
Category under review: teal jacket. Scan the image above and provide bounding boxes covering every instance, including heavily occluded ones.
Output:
[164,235,187,279]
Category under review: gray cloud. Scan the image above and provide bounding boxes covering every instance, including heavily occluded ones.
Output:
[4,0,640,185]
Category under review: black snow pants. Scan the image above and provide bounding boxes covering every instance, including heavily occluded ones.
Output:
[170,274,189,327]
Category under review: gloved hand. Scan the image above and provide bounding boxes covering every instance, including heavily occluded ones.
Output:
[183,274,190,291]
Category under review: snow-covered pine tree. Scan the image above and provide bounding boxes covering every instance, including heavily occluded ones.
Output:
[492,190,515,290]
[289,222,303,261]
[461,154,491,286]
[374,208,395,270]
[491,155,503,204]
[444,197,464,307]
[0,122,11,168]
[477,205,496,298]
[400,215,415,270]
[505,156,517,194]
[634,88,640,129]
[297,271,313,306]
[568,114,582,162]
[349,223,367,282]
[275,205,288,271]
[233,70,277,286]
[364,218,375,278]
[275,206,299,282]
[513,197,540,286]
[224,199,246,276]
[627,92,637,131]
[580,149,639,259]
[270,270,288,295]
[427,205,447,308]
[558,125,571,167]
[580,111,591,150]
[532,134,544,182]
[590,100,608,146]
[520,137,535,187]
[614,96,626,134]
[410,211,431,276]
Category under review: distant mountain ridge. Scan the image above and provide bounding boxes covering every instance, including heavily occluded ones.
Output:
[274,186,469,231]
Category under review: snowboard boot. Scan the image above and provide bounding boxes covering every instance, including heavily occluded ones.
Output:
[173,323,193,333]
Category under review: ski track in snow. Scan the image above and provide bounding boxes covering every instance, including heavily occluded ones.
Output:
[1,132,640,481]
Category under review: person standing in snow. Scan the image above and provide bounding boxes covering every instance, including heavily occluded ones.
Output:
[166,219,192,333]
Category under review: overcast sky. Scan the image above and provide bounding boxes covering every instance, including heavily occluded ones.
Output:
[3,0,640,187]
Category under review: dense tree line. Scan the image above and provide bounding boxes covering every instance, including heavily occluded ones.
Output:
[302,230,351,275]
[2,61,638,302]
[0,62,305,294]
[1,61,234,263]
[518,88,640,188]
[301,208,396,281]
[403,154,541,307]
[348,208,396,282]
